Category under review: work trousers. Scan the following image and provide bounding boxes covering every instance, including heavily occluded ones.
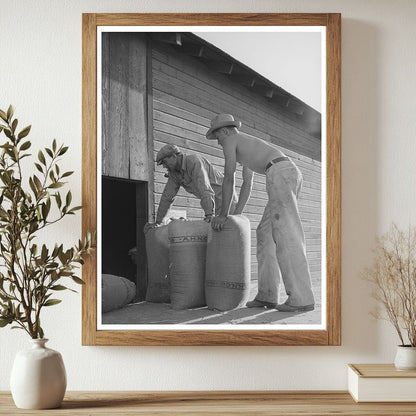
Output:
[256,160,314,306]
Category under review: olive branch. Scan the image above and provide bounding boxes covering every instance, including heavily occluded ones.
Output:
[0,105,95,339]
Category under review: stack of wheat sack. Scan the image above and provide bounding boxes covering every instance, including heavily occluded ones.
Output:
[144,215,251,311]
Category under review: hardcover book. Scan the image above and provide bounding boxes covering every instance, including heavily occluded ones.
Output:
[348,364,416,402]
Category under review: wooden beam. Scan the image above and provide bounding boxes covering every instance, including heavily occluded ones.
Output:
[265,88,274,99]
[251,83,275,99]
[151,33,182,46]
[229,73,256,88]
[181,43,205,57]
[206,60,234,75]
[274,94,291,108]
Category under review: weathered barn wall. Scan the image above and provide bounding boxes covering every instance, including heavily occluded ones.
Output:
[102,32,149,182]
[151,39,321,289]
[101,33,150,299]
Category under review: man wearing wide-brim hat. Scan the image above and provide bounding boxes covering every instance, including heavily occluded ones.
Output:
[154,143,237,225]
[206,113,315,313]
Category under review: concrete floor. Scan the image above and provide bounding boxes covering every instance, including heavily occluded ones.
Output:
[102,281,322,326]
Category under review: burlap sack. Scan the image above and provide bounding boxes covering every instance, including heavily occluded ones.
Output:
[102,274,136,313]
[205,215,251,311]
[168,219,209,310]
[144,224,170,303]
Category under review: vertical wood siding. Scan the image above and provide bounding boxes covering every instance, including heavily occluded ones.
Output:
[151,41,322,295]
[102,33,149,181]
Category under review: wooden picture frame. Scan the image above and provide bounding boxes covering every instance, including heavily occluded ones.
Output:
[82,13,341,346]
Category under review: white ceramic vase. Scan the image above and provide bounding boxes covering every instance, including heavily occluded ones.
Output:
[394,345,416,371]
[10,338,67,409]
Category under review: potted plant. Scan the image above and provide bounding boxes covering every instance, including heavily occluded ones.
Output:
[363,223,416,370]
[0,105,95,408]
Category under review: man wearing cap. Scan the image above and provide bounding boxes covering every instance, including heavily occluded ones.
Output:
[206,113,314,312]
[155,144,237,225]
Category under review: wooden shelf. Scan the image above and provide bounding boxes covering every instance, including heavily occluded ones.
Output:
[1,391,416,415]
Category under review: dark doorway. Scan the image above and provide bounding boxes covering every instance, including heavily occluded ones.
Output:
[102,176,147,300]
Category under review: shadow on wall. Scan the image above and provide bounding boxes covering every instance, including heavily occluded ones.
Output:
[341,19,382,354]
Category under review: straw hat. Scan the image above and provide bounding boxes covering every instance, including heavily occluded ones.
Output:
[206,114,242,140]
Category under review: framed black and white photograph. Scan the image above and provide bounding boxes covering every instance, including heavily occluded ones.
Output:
[82,13,341,346]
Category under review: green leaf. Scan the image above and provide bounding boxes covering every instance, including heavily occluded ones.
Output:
[0,109,7,121]
[29,222,39,234]
[65,191,72,207]
[6,105,14,121]
[38,325,44,339]
[45,148,53,158]
[56,244,63,257]
[41,244,48,262]
[52,244,59,258]
[69,206,82,213]
[52,139,57,152]
[38,150,46,165]
[61,171,74,178]
[41,202,50,220]
[55,192,62,208]
[48,182,64,189]
[29,177,38,197]
[0,317,13,327]
[43,299,62,307]
[34,163,43,173]
[47,271,57,281]
[4,129,12,140]
[58,250,66,264]
[51,285,68,291]
[71,276,85,285]
[58,146,69,156]
[17,125,31,140]
[33,175,43,192]
[19,153,30,160]
[38,190,47,200]
[11,118,18,133]
[19,140,31,151]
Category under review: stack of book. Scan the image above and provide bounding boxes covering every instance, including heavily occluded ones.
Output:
[348,364,416,402]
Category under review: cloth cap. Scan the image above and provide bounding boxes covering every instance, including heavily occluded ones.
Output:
[206,113,242,140]
[156,144,180,165]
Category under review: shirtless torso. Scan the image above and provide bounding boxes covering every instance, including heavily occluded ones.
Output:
[221,131,285,175]
[212,127,287,228]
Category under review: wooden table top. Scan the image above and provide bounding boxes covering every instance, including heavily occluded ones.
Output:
[1,391,416,415]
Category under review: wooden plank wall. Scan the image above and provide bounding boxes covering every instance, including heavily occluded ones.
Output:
[102,33,151,298]
[102,33,149,181]
[150,41,322,293]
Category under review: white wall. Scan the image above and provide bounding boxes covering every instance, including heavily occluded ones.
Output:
[1,0,416,391]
